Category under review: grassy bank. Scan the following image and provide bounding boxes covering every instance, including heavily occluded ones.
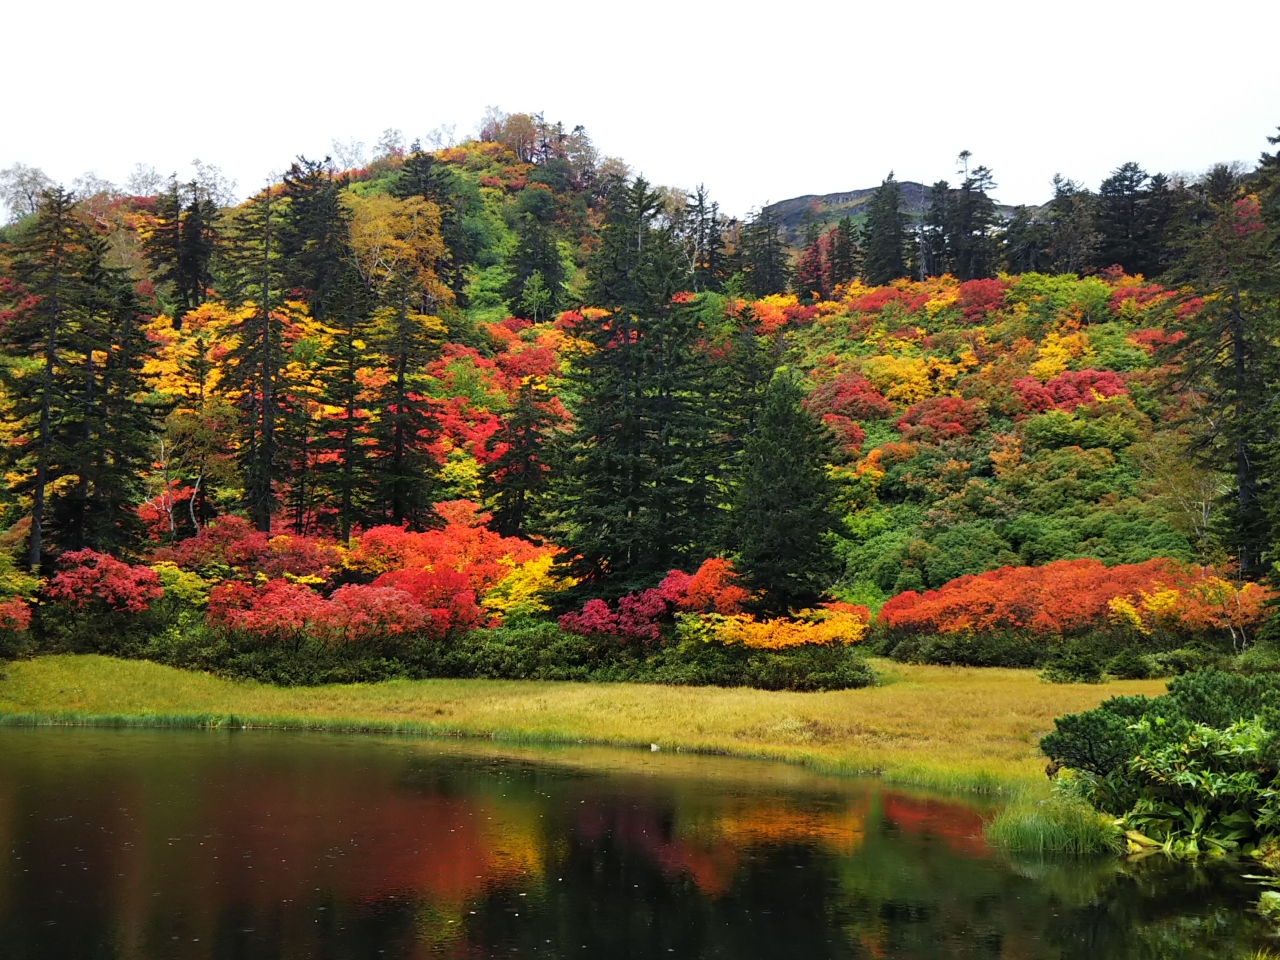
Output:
[0,654,1166,795]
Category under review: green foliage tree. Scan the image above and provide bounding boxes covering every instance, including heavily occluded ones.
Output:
[554,177,721,589]
[505,187,564,317]
[727,369,839,614]
[0,189,161,566]
[861,173,909,284]
[1169,170,1280,578]
[143,178,218,323]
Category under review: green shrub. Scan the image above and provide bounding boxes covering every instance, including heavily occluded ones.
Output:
[1040,651,1106,684]
[883,630,1042,668]
[1042,670,1280,856]
[49,616,876,692]
[1106,649,1157,680]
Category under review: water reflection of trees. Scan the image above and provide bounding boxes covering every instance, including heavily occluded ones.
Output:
[0,732,1273,960]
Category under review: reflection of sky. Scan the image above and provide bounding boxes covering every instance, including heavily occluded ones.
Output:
[0,729,1272,960]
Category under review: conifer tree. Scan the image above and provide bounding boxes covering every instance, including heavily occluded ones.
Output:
[395,149,474,301]
[279,157,351,319]
[861,173,909,284]
[685,184,726,292]
[505,186,564,316]
[220,187,286,531]
[1,189,161,565]
[486,377,558,538]
[143,179,218,324]
[737,207,790,296]
[0,187,92,569]
[827,217,860,291]
[727,369,838,614]
[1169,165,1279,577]
[554,177,717,588]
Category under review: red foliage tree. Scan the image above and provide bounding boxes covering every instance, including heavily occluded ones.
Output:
[877,557,1215,638]
[658,558,751,615]
[45,550,164,613]
[804,373,894,421]
[318,585,429,643]
[157,516,342,581]
[206,579,329,641]
[957,278,1007,322]
[1012,370,1127,413]
[0,597,32,632]
[897,396,987,443]
[372,569,483,639]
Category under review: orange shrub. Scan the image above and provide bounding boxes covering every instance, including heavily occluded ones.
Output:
[879,558,1273,643]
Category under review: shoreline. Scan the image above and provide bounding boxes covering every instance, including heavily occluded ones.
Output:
[0,653,1169,798]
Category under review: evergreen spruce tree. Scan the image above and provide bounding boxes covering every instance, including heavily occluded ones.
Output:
[395,149,474,302]
[1000,205,1049,273]
[1043,175,1099,274]
[727,369,839,614]
[553,177,718,589]
[685,184,726,292]
[0,187,92,569]
[367,287,442,529]
[737,206,790,296]
[946,156,999,280]
[143,178,218,324]
[279,157,352,320]
[1169,165,1280,578]
[861,174,909,284]
[1096,162,1150,273]
[0,189,161,565]
[827,217,860,291]
[505,186,564,316]
[486,377,558,538]
[221,187,286,531]
[920,180,951,278]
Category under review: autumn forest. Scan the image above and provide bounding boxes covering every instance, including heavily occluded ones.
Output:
[0,111,1278,690]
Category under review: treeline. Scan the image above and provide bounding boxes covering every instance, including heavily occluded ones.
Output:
[790,153,1280,298]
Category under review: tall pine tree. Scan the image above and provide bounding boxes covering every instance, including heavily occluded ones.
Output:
[861,173,909,284]
[727,369,839,614]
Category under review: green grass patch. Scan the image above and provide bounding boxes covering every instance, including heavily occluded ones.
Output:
[984,800,1123,855]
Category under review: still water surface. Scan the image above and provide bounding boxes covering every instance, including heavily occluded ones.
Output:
[0,728,1274,959]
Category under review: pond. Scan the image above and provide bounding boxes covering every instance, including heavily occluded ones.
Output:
[0,728,1274,959]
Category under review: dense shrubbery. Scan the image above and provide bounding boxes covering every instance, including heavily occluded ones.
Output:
[873,557,1273,674]
[1042,671,1280,857]
[5,516,873,691]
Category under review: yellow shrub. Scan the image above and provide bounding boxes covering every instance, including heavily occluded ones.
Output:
[712,609,867,650]
[482,554,573,621]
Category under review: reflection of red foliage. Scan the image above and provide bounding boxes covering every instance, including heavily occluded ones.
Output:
[881,795,989,859]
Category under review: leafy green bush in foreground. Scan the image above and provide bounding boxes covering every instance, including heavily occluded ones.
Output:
[1041,670,1280,856]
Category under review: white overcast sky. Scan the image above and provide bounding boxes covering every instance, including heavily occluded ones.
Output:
[4,0,1278,216]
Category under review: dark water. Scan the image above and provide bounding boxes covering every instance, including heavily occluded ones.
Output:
[0,729,1274,959]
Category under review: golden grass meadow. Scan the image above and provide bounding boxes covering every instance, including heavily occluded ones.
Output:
[0,654,1166,795]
